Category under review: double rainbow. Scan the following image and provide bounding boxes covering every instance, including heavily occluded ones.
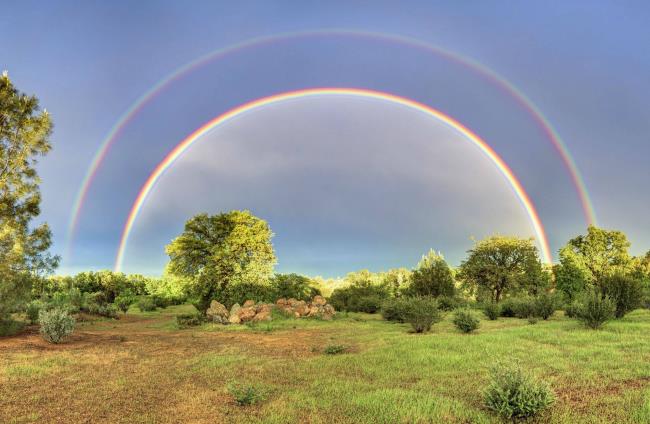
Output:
[114,88,552,271]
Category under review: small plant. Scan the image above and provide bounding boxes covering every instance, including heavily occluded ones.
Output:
[499,298,518,317]
[483,302,500,320]
[380,298,410,322]
[25,300,43,324]
[528,316,538,325]
[86,302,119,319]
[452,309,480,333]
[114,292,136,314]
[0,319,25,337]
[483,361,555,420]
[402,297,441,333]
[534,293,558,320]
[137,296,157,312]
[323,344,347,354]
[575,292,616,329]
[176,313,204,328]
[228,382,266,406]
[39,308,75,344]
[564,301,581,318]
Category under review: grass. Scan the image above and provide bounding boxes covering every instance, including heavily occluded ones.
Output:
[1,306,649,423]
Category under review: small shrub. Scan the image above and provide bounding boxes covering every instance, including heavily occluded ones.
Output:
[137,297,157,312]
[436,295,460,311]
[151,295,171,309]
[39,308,75,344]
[499,298,518,317]
[528,317,539,325]
[575,292,616,329]
[598,273,643,318]
[534,293,558,320]
[176,313,204,328]
[483,303,500,320]
[512,298,536,319]
[323,344,347,355]
[402,297,441,333]
[483,361,555,420]
[228,383,266,406]
[0,319,25,337]
[25,300,43,324]
[565,301,581,318]
[452,309,480,333]
[352,295,383,313]
[114,292,136,313]
[86,302,119,319]
[380,298,410,322]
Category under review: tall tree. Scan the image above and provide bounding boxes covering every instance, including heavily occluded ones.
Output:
[166,210,276,311]
[459,236,546,303]
[0,71,58,319]
[555,226,633,300]
[405,250,455,297]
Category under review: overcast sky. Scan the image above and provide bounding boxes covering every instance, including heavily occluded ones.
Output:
[2,1,649,276]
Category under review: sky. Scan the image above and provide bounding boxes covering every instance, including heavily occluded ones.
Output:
[1,1,649,277]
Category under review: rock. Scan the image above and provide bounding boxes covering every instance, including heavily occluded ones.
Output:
[287,298,299,307]
[243,300,255,308]
[307,305,321,317]
[276,298,287,306]
[252,309,272,322]
[312,295,327,306]
[230,303,241,316]
[237,306,256,322]
[322,304,335,320]
[206,300,229,324]
[294,301,308,317]
[228,313,241,324]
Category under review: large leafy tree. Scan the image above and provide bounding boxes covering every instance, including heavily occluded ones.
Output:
[0,72,58,319]
[405,250,455,297]
[459,236,546,303]
[555,226,633,300]
[166,210,276,311]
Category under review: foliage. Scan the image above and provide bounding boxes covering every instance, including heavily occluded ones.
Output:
[176,313,204,328]
[404,250,455,298]
[38,308,75,343]
[381,297,412,322]
[483,361,555,420]
[597,273,643,318]
[555,226,634,300]
[270,273,320,301]
[452,309,480,333]
[564,300,581,318]
[114,291,136,313]
[0,319,25,336]
[137,297,157,312]
[323,344,347,355]
[0,72,58,320]
[459,236,547,303]
[381,268,412,297]
[25,299,43,324]
[401,297,442,333]
[227,383,267,406]
[533,293,558,320]
[145,272,187,305]
[166,210,276,312]
[329,272,390,313]
[86,302,119,319]
[436,295,463,311]
[575,291,616,329]
[483,302,500,320]
[528,316,539,325]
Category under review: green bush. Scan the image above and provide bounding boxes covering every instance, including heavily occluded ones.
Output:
[351,295,384,313]
[528,316,539,325]
[176,313,204,328]
[483,361,555,420]
[323,344,347,355]
[228,383,266,406]
[402,297,441,333]
[86,302,119,319]
[270,273,320,301]
[598,273,643,318]
[381,298,411,322]
[483,303,500,320]
[564,301,581,318]
[533,293,558,320]
[114,292,136,313]
[512,298,536,319]
[39,308,75,343]
[499,298,518,317]
[452,309,480,333]
[576,292,616,329]
[25,300,43,324]
[0,319,25,337]
[436,295,460,311]
[137,297,157,312]
[329,283,390,313]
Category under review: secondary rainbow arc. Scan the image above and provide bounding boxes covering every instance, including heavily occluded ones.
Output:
[66,29,595,266]
[114,88,552,272]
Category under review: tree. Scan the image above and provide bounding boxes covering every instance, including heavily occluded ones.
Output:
[0,71,58,319]
[459,236,546,303]
[597,273,643,318]
[555,226,634,300]
[381,268,412,297]
[166,210,276,311]
[271,273,320,301]
[405,250,455,297]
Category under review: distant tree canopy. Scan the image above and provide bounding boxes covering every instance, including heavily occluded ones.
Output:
[166,210,276,311]
[0,72,58,319]
[459,236,547,303]
[555,226,634,300]
[404,250,455,298]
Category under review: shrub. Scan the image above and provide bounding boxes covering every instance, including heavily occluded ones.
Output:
[381,298,411,322]
[405,250,456,298]
[528,317,539,325]
[564,301,581,318]
[0,319,25,337]
[483,302,500,320]
[512,298,536,319]
[499,298,518,317]
[114,292,136,313]
[452,309,480,333]
[402,297,441,333]
[39,308,75,343]
[176,313,204,328]
[270,273,320,301]
[329,283,390,313]
[86,302,119,319]
[25,300,43,324]
[436,295,460,311]
[598,273,643,318]
[483,361,555,420]
[534,293,558,320]
[228,383,266,406]
[137,297,157,312]
[575,292,616,329]
[323,344,347,355]
[351,295,383,313]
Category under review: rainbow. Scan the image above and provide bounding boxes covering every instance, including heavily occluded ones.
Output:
[65,29,595,265]
[114,88,552,271]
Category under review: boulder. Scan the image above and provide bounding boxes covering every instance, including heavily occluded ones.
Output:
[312,295,327,306]
[237,306,257,322]
[307,305,321,317]
[321,304,335,320]
[206,300,229,324]
[276,298,288,306]
[252,309,272,322]
[228,313,241,324]
[293,301,309,317]
[230,303,241,316]
[243,300,256,308]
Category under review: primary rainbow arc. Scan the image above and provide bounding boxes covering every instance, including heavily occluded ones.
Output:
[114,88,552,271]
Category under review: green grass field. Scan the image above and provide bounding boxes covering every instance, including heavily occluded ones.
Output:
[1,306,649,423]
